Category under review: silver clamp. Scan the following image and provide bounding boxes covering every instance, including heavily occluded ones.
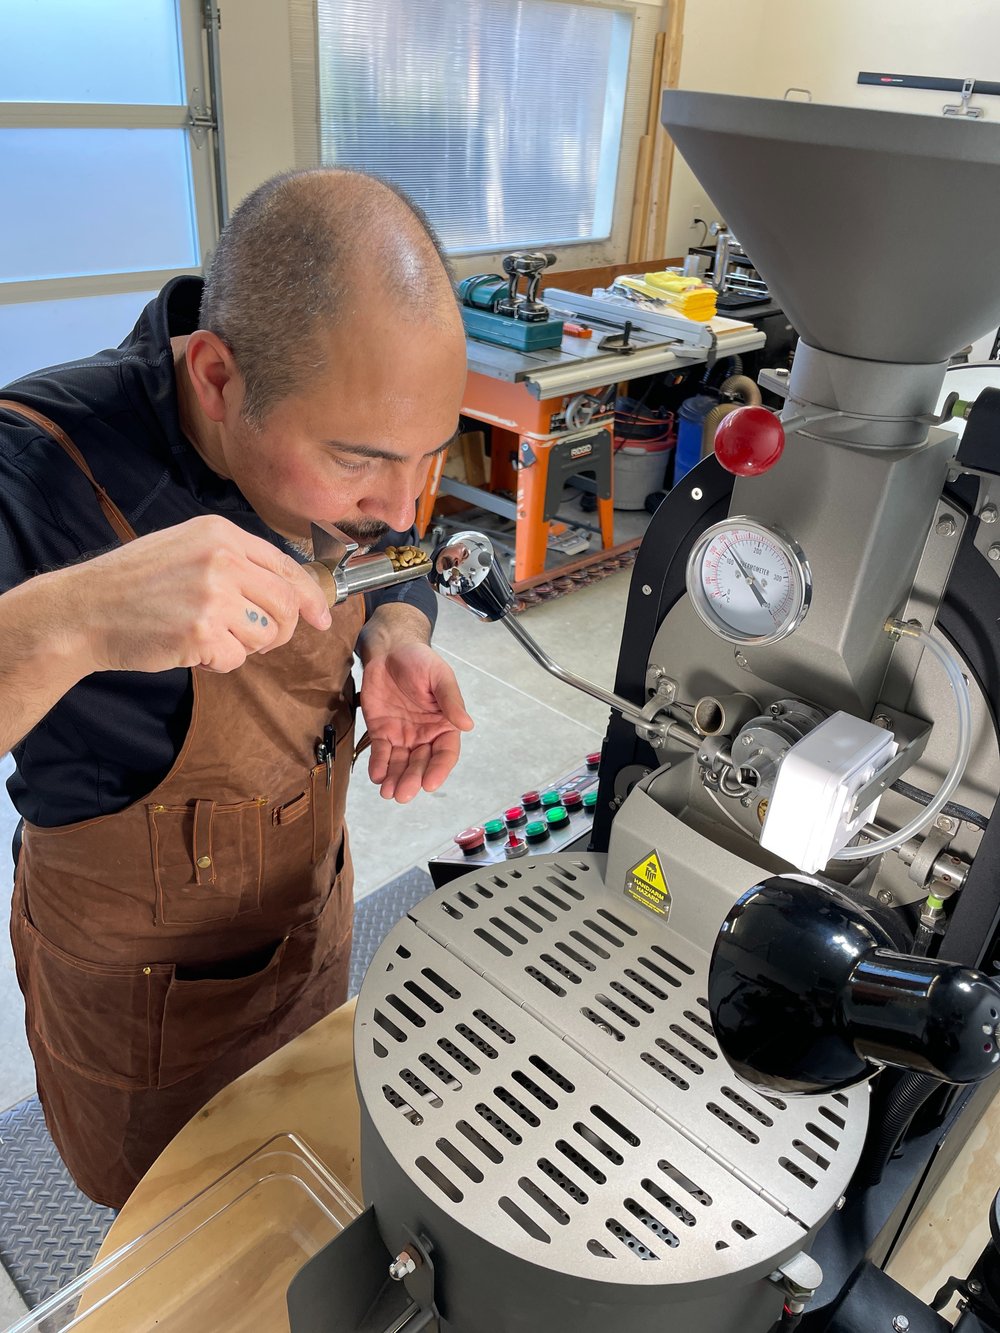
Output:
[769,1251,823,1317]
[944,77,984,119]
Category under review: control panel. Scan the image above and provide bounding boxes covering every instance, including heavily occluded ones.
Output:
[427,754,601,887]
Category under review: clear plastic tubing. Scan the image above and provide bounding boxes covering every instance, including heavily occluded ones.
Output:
[833,621,973,863]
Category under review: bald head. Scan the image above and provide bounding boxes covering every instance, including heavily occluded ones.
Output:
[199,169,461,424]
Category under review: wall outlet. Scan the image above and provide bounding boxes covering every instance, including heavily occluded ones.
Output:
[690,203,705,229]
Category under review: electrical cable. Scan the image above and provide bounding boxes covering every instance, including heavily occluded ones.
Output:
[704,782,753,835]
[766,1304,803,1332]
[890,778,990,832]
[833,624,973,862]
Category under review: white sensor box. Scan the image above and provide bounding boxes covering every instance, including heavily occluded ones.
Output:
[760,712,897,874]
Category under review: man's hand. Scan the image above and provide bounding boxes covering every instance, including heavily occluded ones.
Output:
[361,641,474,803]
[67,514,332,675]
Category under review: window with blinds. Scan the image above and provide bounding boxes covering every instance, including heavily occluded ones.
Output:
[313,0,634,254]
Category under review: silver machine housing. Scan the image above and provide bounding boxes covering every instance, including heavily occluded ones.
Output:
[352,92,1000,1331]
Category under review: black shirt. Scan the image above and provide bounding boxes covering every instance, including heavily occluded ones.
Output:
[0,276,437,827]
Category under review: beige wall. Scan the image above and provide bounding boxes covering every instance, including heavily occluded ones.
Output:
[665,0,1000,257]
[663,0,768,256]
[218,0,299,212]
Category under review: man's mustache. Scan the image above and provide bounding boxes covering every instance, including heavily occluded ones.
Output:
[334,518,391,547]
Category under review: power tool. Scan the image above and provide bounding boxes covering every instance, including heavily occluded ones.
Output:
[458,250,564,351]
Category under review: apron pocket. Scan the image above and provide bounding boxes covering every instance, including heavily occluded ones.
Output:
[12,902,166,1090]
[148,797,266,925]
[277,854,352,1006]
[157,940,284,1088]
[310,762,334,864]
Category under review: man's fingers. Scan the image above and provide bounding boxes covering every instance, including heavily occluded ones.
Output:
[432,670,474,732]
[237,602,282,645]
[238,564,315,651]
[241,531,332,632]
[423,732,462,793]
[379,743,417,801]
[197,630,250,674]
[391,744,432,804]
[368,737,393,785]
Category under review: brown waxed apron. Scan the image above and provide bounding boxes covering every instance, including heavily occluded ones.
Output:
[1,401,365,1208]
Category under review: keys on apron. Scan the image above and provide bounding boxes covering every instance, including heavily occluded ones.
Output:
[315,723,336,789]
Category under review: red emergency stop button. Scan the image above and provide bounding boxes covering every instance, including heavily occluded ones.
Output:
[714,405,784,477]
[455,826,485,855]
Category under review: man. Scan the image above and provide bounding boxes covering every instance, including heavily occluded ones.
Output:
[0,169,472,1208]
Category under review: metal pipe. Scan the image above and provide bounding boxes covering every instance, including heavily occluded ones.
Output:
[501,614,652,726]
[203,0,230,227]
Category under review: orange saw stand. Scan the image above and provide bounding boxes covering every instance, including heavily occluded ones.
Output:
[416,369,618,587]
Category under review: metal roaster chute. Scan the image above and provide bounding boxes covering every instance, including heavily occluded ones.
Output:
[289,93,1000,1333]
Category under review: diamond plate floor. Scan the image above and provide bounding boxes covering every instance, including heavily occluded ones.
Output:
[0,866,432,1313]
[348,865,434,998]
[0,1097,115,1313]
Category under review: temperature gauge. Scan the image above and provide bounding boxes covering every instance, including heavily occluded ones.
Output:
[686,517,812,646]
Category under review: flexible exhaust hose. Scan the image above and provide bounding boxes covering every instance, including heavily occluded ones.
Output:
[853,1070,942,1188]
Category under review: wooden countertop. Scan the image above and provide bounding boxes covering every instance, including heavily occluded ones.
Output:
[95,999,362,1263]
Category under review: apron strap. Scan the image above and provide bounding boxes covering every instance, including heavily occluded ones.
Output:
[0,399,138,545]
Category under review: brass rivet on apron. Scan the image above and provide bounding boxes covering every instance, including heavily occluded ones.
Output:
[196,855,213,869]
[151,804,166,813]
[142,966,151,975]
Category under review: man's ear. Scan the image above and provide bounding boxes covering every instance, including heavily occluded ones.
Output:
[185,329,242,423]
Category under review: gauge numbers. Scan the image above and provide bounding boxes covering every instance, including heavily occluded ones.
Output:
[687,518,811,646]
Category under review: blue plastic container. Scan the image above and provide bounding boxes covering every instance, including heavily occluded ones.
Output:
[675,393,718,483]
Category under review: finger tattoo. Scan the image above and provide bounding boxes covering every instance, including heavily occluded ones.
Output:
[245,608,269,627]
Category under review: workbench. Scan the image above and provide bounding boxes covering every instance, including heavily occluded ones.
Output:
[416,316,766,588]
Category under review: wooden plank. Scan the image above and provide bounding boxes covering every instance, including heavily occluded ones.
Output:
[542,256,684,299]
[628,31,666,262]
[649,0,686,258]
[627,133,655,263]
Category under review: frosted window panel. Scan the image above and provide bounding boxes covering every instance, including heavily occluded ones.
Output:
[0,130,199,282]
[0,0,184,104]
[316,0,631,252]
[0,291,158,389]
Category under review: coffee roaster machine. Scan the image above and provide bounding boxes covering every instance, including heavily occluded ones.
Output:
[289,94,1000,1333]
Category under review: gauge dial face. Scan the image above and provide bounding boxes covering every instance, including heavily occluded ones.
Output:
[687,518,811,646]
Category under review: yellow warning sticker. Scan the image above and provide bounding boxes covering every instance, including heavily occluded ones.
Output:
[624,850,671,918]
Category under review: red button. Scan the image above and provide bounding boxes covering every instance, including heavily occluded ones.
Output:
[522,790,542,810]
[586,752,601,772]
[714,405,785,477]
[562,790,583,811]
[455,826,485,854]
[505,805,526,826]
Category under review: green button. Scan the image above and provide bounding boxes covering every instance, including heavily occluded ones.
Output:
[546,805,569,828]
[525,820,549,842]
[583,790,599,809]
[484,818,506,839]
[541,789,561,807]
